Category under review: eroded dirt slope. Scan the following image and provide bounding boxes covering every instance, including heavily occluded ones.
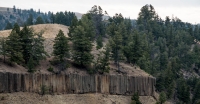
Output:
[0,92,158,104]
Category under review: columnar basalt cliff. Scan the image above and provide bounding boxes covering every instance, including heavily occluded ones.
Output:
[0,72,156,96]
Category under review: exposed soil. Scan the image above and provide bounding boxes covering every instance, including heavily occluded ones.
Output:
[0,92,158,104]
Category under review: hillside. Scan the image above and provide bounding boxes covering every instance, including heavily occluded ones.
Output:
[1,3,200,103]
[0,6,111,30]
[0,24,152,77]
[0,24,68,55]
[0,23,157,104]
[0,6,75,30]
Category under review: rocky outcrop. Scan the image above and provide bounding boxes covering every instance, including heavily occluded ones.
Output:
[0,72,156,96]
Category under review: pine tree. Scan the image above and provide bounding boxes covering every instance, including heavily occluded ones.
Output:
[13,5,16,12]
[137,33,150,72]
[12,23,20,34]
[164,63,175,99]
[96,35,103,49]
[20,25,34,64]
[72,25,93,67]
[89,5,105,37]
[0,38,6,63]
[193,81,200,103]
[119,22,128,46]
[31,32,47,66]
[137,4,156,32]
[177,78,190,103]
[71,14,94,67]
[166,80,175,99]
[137,55,150,73]
[160,52,168,70]
[156,73,165,91]
[35,16,44,24]
[80,14,95,41]
[109,30,122,70]
[159,91,167,104]
[130,31,142,64]
[5,21,13,30]
[68,16,78,39]
[50,13,55,24]
[95,44,110,74]
[5,30,23,64]
[26,14,33,26]
[53,30,69,62]
[131,92,142,104]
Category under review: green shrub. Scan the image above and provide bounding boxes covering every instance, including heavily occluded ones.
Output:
[28,69,36,73]
[159,91,166,104]
[65,63,70,68]
[40,85,48,95]
[131,92,141,104]
[87,65,97,74]
[47,66,54,72]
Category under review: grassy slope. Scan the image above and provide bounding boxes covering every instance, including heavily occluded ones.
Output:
[0,24,151,77]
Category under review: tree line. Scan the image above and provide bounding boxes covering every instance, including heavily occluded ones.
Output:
[3,6,76,30]
[0,23,47,72]
[1,4,200,103]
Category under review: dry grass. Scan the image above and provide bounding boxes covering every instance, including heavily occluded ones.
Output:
[0,24,68,38]
[0,24,151,77]
[0,24,68,55]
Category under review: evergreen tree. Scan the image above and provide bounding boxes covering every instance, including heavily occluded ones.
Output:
[20,25,34,64]
[0,38,6,63]
[120,22,129,46]
[5,21,13,30]
[35,16,44,24]
[130,31,142,64]
[137,4,156,32]
[131,92,142,104]
[156,73,165,91]
[166,80,175,99]
[72,25,93,67]
[5,30,23,64]
[96,35,103,49]
[95,44,110,74]
[53,11,76,26]
[193,81,200,103]
[159,91,167,104]
[160,52,168,70]
[26,14,33,26]
[53,30,69,62]
[137,33,150,72]
[106,22,117,37]
[80,14,95,40]
[12,23,20,34]
[31,32,47,66]
[137,55,150,73]
[68,16,78,39]
[50,13,55,24]
[177,78,190,103]
[13,5,16,12]
[89,5,105,37]
[109,30,122,70]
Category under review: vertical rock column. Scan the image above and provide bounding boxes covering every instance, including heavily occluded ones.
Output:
[0,72,156,96]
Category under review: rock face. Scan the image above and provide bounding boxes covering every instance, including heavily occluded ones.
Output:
[0,72,156,96]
